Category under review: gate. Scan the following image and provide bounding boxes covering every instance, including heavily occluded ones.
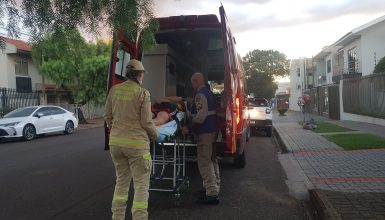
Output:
[0,88,40,116]
[328,85,340,120]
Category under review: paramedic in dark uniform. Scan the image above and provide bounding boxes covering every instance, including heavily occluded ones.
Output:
[182,72,220,205]
[104,59,159,220]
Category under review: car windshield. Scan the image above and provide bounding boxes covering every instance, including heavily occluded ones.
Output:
[3,107,38,118]
[249,99,268,107]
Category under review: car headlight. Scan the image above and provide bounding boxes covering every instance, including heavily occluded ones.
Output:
[0,121,21,127]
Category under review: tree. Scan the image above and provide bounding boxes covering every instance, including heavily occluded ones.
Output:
[243,49,290,98]
[374,56,385,74]
[32,28,110,123]
[0,0,158,50]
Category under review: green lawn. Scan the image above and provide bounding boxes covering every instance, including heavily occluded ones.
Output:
[311,121,353,133]
[323,133,385,150]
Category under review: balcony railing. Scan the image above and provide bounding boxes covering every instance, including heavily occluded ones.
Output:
[332,72,362,82]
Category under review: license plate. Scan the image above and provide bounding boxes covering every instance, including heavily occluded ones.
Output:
[250,121,255,124]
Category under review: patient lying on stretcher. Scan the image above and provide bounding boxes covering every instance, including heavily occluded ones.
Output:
[152,96,184,126]
[152,96,185,142]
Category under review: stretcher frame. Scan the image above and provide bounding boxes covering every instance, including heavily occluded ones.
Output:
[149,134,195,206]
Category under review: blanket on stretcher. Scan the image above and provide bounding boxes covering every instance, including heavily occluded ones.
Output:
[155,120,178,142]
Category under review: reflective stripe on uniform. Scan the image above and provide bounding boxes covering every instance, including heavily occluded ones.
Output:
[110,136,149,147]
[207,110,216,115]
[143,152,151,160]
[132,201,148,209]
[113,194,128,201]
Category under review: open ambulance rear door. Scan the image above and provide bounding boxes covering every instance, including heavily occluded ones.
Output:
[219,6,238,156]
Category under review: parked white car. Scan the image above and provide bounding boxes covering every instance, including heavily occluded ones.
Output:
[0,106,78,141]
[248,98,273,137]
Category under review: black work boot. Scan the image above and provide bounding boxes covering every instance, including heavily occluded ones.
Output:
[196,195,219,205]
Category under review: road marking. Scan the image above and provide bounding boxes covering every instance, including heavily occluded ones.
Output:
[293,149,385,155]
[311,177,385,183]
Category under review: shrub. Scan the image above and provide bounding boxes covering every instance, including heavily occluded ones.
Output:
[374,56,385,74]
[278,108,288,116]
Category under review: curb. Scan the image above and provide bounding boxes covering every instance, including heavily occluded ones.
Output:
[76,118,105,130]
[274,125,327,220]
[273,126,289,153]
[309,189,341,220]
[77,123,104,130]
[77,125,104,130]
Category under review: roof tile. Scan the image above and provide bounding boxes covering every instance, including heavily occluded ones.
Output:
[2,37,32,52]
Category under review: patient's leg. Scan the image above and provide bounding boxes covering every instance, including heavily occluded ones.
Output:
[153,111,169,126]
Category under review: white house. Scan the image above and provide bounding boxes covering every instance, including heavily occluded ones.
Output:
[314,15,385,84]
[0,37,42,91]
[0,37,69,106]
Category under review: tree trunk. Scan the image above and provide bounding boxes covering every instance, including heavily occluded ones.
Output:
[76,107,88,124]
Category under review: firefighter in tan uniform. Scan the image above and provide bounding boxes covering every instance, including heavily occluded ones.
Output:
[104,59,159,220]
[183,72,220,205]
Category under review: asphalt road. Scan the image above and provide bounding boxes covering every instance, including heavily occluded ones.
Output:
[0,128,308,220]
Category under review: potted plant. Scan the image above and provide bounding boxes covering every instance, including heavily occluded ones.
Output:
[278,108,288,116]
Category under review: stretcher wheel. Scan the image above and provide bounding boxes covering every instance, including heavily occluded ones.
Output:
[184,178,190,192]
[173,193,181,207]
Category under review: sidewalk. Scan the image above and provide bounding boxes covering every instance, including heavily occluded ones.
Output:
[77,117,104,130]
[273,110,385,220]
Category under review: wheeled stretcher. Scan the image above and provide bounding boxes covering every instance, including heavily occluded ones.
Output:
[149,112,196,206]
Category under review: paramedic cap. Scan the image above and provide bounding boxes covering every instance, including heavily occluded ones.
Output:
[127,59,145,72]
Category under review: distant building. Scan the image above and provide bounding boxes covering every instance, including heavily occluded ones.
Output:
[275,81,290,95]
[314,15,385,84]
[289,58,315,111]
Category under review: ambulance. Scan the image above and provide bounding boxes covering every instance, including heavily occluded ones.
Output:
[106,6,250,167]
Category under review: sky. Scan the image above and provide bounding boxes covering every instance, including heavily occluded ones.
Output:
[1,0,383,61]
[153,0,385,60]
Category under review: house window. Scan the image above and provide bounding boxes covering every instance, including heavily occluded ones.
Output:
[327,60,331,73]
[15,60,29,76]
[16,76,32,92]
[348,47,358,74]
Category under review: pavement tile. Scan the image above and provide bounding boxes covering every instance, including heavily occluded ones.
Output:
[274,110,385,219]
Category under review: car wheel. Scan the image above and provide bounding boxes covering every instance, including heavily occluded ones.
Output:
[266,127,272,137]
[64,121,74,134]
[23,124,36,141]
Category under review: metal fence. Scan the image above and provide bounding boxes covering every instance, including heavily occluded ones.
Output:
[0,88,40,116]
[343,74,385,119]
